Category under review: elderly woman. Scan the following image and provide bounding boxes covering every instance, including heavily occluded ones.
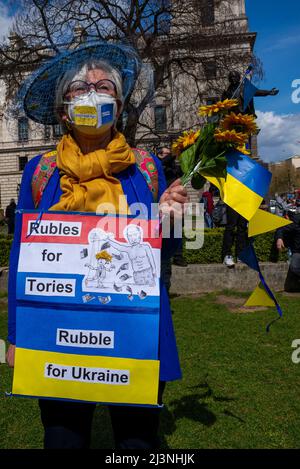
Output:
[6,42,188,449]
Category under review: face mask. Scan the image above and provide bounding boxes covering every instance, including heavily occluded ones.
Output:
[66,91,117,135]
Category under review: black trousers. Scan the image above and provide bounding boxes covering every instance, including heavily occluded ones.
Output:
[222,206,248,259]
[284,254,300,292]
[284,268,300,292]
[173,244,184,262]
[39,382,165,449]
[161,258,172,294]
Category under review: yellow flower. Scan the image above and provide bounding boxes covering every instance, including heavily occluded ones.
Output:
[172,129,201,156]
[198,99,239,117]
[220,112,258,135]
[214,129,248,145]
[96,250,112,262]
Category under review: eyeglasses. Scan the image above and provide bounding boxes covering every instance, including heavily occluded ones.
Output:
[64,79,117,100]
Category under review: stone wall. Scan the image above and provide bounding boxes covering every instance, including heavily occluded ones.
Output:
[0,263,289,295]
[169,262,288,295]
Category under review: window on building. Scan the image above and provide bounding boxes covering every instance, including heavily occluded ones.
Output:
[53,123,64,137]
[19,156,28,171]
[200,0,215,27]
[203,60,217,80]
[154,106,167,132]
[18,117,29,142]
[44,125,51,139]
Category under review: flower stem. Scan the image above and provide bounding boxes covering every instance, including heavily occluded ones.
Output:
[181,159,203,187]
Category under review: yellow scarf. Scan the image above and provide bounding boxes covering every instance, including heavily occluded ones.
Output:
[50,132,135,214]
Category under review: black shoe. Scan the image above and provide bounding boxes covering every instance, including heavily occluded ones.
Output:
[173,257,188,267]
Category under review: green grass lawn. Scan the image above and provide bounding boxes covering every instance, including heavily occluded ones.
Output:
[1,291,300,449]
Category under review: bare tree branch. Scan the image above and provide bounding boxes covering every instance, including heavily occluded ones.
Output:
[0,0,261,145]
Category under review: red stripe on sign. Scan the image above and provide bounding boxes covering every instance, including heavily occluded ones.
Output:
[21,213,162,248]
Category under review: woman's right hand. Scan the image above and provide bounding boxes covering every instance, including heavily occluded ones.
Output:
[6,344,16,368]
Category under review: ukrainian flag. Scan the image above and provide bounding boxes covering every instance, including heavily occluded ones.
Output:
[205,150,272,221]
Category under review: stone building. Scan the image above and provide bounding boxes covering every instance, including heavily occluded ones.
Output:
[269,156,300,194]
[137,0,256,149]
[0,0,256,209]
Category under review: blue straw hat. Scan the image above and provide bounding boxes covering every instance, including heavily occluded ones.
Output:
[14,41,142,125]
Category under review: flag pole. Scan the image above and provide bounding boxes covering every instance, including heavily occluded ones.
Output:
[231,64,253,99]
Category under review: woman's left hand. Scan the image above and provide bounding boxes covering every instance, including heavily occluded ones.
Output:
[159,179,189,220]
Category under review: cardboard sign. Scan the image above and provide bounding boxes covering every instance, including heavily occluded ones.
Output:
[13,211,161,406]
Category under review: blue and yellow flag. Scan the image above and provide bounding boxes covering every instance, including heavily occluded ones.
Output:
[206,150,272,221]
[243,78,259,111]
[248,209,292,237]
[244,283,276,308]
[239,244,283,330]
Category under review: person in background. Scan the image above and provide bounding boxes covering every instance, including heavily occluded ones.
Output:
[275,193,287,217]
[212,198,227,228]
[260,199,268,211]
[275,211,300,292]
[222,205,248,268]
[200,185,215,228]
[5,199,16,235]
[157,147,181,186]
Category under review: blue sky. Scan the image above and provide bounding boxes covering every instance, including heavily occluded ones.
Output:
[245,0,300,161]
[246,0,300,115]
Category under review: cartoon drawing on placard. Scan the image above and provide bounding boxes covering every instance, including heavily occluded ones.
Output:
[83,230,115,290]
[82,225,158,297]
[84,250,115,288]
[82,294,95,303]
[98,295,112,304]
[106,224,157,287]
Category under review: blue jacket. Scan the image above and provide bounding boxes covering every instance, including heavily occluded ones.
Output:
[8,153,182,382]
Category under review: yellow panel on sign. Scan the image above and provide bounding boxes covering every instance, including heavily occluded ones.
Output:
[73,106,97,126]
[13,348,160,405]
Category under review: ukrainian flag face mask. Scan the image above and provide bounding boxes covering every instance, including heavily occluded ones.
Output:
[65,90,118,136]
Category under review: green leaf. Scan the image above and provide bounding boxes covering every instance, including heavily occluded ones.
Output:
[201,158,217,169]
[201,167,227,179]
[179,144,196,175]
[199,153,228,179]
[191,173,206,190]
[200,162,227,179]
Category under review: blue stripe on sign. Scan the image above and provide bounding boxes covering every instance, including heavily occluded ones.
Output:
[16,306,159,360]
[226,150,272,198]
[16,272,159,312]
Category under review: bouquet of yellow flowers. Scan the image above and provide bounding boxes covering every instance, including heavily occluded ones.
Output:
[172,99,258,189]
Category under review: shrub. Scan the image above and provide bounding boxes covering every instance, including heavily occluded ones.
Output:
[0,237,13,267]
[0,230,288,267]
[183,228,287,264]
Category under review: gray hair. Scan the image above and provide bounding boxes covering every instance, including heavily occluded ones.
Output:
[55,60,123,129]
